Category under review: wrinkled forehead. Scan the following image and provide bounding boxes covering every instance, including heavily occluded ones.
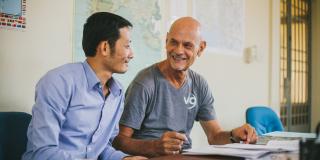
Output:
[167,26,202,44]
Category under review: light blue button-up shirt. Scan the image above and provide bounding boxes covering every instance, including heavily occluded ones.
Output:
[22,61,127,160]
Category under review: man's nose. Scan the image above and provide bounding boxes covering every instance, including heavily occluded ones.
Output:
[174,44,184,54]
[128,49,134,59]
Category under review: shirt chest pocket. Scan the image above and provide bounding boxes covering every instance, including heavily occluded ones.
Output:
[64,104,102,132]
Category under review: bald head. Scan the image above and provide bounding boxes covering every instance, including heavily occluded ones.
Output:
[168,17,203,44]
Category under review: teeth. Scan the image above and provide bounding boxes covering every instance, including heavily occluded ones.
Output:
[172,54,186,60]
[175,57,184,60]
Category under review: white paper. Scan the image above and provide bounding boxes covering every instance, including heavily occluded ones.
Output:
[263,131,316,138]
[183,140,299,159]
[213,140,299,152]
[183,146,269,159]
[266,140,299,151]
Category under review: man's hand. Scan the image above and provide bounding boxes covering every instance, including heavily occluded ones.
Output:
[154,131,187,155]
[232,123,258,144]
[122,156,148,160]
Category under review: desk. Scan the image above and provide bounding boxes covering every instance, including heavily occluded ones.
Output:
[149,155,244,160]
[149,152,298,160]
[150,131,312,159]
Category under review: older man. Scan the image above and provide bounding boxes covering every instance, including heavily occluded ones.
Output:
[113,17,258,157]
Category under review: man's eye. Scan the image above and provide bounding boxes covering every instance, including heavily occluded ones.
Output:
[185,45,193,49]
[170,41,178,45]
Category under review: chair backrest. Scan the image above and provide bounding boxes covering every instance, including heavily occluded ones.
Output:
[0,112,31,160]
[246,106,284,136]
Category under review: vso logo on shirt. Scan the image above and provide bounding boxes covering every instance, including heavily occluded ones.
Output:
[184,93,197,109]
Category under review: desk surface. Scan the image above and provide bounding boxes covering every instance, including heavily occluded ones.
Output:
[149,131,314,159]
[149,155,243,160]
[149,152,299,160]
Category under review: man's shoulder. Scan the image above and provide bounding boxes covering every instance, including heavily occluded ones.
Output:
[40,62,83,83]
[188,69,207,83]
[51,62,82,73]
[132,64,157,86]
[49,62,82,74]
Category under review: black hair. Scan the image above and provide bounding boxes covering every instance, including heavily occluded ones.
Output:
[82,12,132,57]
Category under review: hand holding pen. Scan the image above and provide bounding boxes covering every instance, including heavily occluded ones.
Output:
[154,131,188,155]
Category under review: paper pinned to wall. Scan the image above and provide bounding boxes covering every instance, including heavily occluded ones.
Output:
[192,0,245,56]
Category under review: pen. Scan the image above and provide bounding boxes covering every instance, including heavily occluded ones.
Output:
[179,131,190,150]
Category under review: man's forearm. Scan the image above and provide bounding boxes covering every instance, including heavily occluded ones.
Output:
[113,135,160,157]
[208,131,232,145]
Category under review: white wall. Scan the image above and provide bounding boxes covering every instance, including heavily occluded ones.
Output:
[311,0,320,132]
[190,0,273,147]
[0,0,73,112]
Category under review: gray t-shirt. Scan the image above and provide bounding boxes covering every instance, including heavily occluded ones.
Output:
[120,64,216,149]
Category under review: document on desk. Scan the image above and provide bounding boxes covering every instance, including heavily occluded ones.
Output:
[183,140,299,159]
[263,131,316,138]
[214,140,299,152]
[183,146,269,159]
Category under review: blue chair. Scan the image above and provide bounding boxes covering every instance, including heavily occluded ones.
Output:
[0,112,32,160]
[246,106,284,136]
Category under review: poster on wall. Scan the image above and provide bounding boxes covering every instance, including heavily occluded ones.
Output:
[74,0,163,89]
[0,0,26,30]
[192,0,245,56]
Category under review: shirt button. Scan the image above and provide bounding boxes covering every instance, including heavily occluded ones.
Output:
[88,147,92,151]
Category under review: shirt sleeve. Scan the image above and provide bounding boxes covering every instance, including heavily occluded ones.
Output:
[195,76,216,121]
[25,73,75,160]
[99,143,127,160]
[99,124,128,160]
[119,82,150,130]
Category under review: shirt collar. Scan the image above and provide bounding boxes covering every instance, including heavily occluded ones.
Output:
[107,77,123,97]
[82,60,122,96]
[83,60,100,90]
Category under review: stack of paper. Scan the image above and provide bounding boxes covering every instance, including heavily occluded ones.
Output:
[214,140,299,152]
[183,140,299,159]
[257,131,316,145]
[263,131,316,138]
[183,146,269,159]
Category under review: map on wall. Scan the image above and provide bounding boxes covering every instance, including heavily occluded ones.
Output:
[193,0,244,55]
[74,0,163,89]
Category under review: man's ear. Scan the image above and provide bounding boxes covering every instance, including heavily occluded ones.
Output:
[97,41,110,56]
[165,32,169,44]
[197,41,207,57]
